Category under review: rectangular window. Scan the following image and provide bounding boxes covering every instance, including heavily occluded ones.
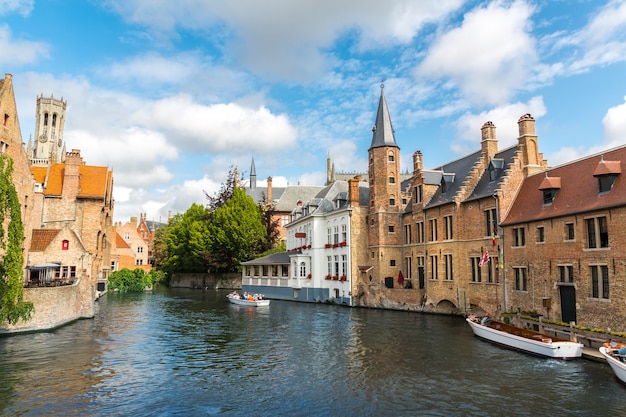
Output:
[327,256,332,276]
[430,255,438,280]
[590,265,609,299]
[388,225,395,233]
[389,176,395,184]
[341,255,347,276]
[282,265,289,277]
[558,265,574,283]
[537,226,544,243]
[333,226,340,244]
[416,221,424,243]
[444,254,453,281]
[390,259,396,267]
[429,219,438,242]
[137,247,144,253]
[404,224,412,244]
[514,267,527,291]
[405,256,412,279]
[565,223,575,240]
[487,259,495,284]
[471,257,482,283]
[341,224,347,242]
[414,185,422,203]
[389,198,396,206]
[485,208,497,237]
[334,255,340,277]
[327,228,332,245]
[586,216,608,249]
[513,227,525,247]
[444,215,453,240]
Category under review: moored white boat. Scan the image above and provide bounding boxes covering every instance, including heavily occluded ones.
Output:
[599,344,626,384]
[466,317,583,359]
[227,292,270,306]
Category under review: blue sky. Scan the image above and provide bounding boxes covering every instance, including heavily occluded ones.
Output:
[2,0,626,223]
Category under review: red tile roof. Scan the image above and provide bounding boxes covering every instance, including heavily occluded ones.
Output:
[115,233,131,249]
[503,146,626,226]
[30,229,60,251]
[30,161,112,199]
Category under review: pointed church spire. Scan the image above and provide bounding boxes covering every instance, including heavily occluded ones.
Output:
[250,156,257,190]
[369,84,398,150]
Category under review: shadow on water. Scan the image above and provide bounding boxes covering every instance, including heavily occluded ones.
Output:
[0,288,624,416]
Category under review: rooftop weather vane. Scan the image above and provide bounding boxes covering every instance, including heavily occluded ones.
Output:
[381,78,386,89]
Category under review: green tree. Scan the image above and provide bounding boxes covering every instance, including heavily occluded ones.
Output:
[108,268,158,293]
[206,188,266,272]
[164,204,211,273]
[0,155,34,324]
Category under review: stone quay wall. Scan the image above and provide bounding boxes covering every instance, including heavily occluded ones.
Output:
[170,272,241,290]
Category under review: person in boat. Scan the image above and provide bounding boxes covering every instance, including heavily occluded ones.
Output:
[480,314,491,326]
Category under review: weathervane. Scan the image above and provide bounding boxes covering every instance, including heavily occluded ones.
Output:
[380,78,386,89]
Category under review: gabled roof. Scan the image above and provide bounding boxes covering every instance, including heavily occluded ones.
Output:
[502,145,626,226]
[425,150,481,208]
[30,161,112,199]
[30,229,60,251]
[466,146,519,202]
[115,233,131,249]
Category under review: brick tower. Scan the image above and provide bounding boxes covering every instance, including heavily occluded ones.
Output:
[367,85,403,283]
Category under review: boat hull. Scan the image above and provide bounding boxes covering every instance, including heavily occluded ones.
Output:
[466,318,583,359]
[599,347,626,384]
[228,297,270,307]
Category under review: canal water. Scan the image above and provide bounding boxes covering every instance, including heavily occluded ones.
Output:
[0,288,624,416]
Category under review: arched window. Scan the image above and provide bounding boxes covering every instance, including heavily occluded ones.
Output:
[44,113,49,126]
[52,113,57,127]
[62,240,69,250]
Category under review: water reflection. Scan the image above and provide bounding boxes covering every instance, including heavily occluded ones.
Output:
[0,288,624,416]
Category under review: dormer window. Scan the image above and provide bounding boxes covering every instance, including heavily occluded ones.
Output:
[488,159,504,182]
[593,158,621,194]
[538,176,561,205]
[441,173,455,193]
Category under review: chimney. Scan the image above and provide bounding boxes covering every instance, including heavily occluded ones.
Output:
[62,149,82,199]
[413,150,423,173]
[267,176,273,204]
[348,175,361,207]
[131,216,138,226]
[481,121,497,162]
[517,114,542,175]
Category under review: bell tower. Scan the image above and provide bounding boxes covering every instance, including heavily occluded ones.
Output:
[31,94,66,165]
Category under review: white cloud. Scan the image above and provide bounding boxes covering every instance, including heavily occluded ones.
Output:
[103,0,465,82]
[0,0,34,17]
[0,24,48,67]
[134,94,298,154]
[417,0,539,105]
[603,95,626,146]
[558,0,626,73]
[452,96,547,154]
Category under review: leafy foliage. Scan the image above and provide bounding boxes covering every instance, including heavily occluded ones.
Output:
[163,204,212,273]
[0,155,34,324]
[108,268,163,293]
[206,188,266,272]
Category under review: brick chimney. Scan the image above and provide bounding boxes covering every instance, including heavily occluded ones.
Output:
[62,149,82,199]
[413,151,423,174]
[348,175,361,207]
[267,176,273,204]
[517,114,542,175]
[481,121,497,162]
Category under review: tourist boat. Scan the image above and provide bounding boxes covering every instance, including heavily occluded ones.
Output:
[227,293,270,307]
[466,316,583,359]
[599,343,626,384]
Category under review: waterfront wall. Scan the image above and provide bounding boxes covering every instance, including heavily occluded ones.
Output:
[170,272,240,289]
[0,278,95,334]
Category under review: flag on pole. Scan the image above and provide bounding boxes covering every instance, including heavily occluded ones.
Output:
[478,250,490,267]
[492,223,497,246]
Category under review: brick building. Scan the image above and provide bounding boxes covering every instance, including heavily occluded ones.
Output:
[111,214,154,272]
[502,145,626,330]
[1,73,114,332]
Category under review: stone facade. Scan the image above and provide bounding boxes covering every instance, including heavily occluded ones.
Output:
[0,73,114,333]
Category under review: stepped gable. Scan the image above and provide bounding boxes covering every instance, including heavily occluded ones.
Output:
[424,150,482,209]
[465,145,518,202]
[502,145,626,226]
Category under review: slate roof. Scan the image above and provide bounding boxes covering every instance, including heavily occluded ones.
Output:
[369,88,398,150]
[241,251,294,265]
[502,145,626,226]
[424,150,482,208]
[466,146,519,202]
